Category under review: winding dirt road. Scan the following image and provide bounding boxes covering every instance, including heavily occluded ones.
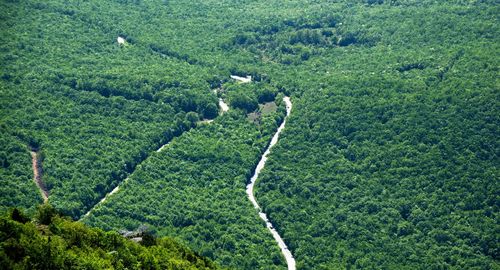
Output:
[246,96,295,270]
[30,151,48,203]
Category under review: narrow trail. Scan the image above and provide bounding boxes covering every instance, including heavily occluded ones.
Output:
[82,143,170,219]
[82,141,170,219]
[30,150,48,203]
[246,96,295,270]
[156,142,170,152]
[82,178,124,219]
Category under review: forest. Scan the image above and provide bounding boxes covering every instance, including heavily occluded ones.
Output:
[1,0,498,269]
[84,98,288,269]
[0,205,218,269]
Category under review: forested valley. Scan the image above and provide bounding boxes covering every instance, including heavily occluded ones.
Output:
[1,0,498,269]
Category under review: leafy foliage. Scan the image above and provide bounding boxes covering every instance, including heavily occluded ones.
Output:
[251,2,499,269]
[0,206,218,270]
[0,0,222,219]
[84,105,287,269]
[1,0,498,269]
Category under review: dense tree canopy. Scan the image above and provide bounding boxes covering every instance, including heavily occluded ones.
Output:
[84,105,288,269]
[1,0,498,269]
[0,206,218,269]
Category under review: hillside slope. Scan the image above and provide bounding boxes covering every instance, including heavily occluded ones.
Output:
[1,0,498,269]
[0,206,218,270]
